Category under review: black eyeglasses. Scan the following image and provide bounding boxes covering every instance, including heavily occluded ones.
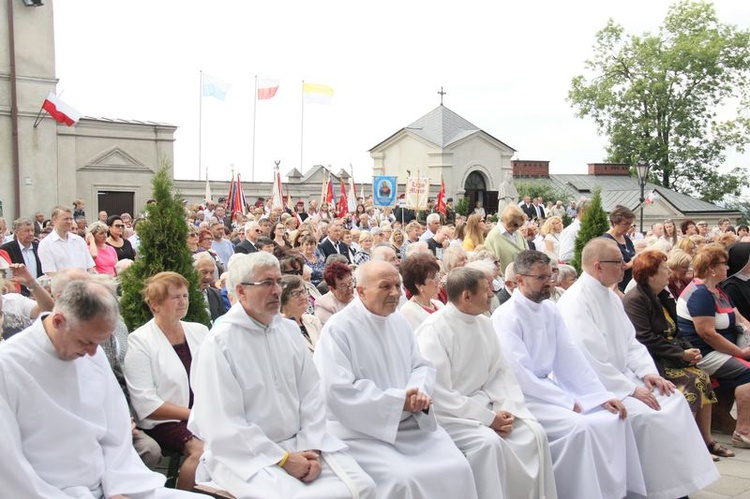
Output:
[519,273,552,283]
[599,259,624,265]
[112,224,125,228]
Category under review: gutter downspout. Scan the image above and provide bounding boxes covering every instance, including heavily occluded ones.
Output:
[7,0,21,218]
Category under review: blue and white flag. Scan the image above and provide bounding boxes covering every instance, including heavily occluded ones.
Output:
[202,72,231,101]
[373,176,397,207]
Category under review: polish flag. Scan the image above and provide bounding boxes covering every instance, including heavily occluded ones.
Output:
[257,78,279,100]
[42,92,81,126]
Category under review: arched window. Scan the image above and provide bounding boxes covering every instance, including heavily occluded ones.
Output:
[464,171,486,191]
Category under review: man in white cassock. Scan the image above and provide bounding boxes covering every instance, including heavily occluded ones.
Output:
[493,250,645,499]
[0,280,198,499]
[414,266,557,499]
[557,238,719,499]
[313,260,478,499]
[188,252,376,499]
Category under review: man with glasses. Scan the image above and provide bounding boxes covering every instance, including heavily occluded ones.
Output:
[188,252,376,498]
[558,238,719,499]
[493,250,643,499]
[235,221,261,254]
[193,252,227,324]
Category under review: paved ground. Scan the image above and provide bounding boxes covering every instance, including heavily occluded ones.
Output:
[693,432,750,499]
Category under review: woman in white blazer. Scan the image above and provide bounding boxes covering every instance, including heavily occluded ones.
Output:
[124,272,208,491]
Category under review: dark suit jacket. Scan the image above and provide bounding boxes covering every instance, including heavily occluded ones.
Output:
[623,284,692,373]
[495,287,512,306]
[319,238,351,263]
[234,239,258,254]
[520,203,536,220]
[1,240,42,296]
[206,287,228,323]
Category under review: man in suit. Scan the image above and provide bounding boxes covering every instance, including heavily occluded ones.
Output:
[318,220,350,263]
[532,197,546,220]
[234,221,261,254]
[193,252,227,324]
[1,217,43,296]
[519,196,536,221]
[495,263,516,306]
[33,212,45,237]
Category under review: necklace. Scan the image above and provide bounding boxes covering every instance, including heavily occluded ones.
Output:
[412,296,435,310]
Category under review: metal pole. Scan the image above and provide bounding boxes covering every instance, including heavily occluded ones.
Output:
[639,177,645,235]
[7,0,21,218]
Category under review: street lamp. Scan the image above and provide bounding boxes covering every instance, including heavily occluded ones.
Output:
[635,163,651,234]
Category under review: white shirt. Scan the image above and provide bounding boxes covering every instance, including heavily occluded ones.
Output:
[38,230,94,274]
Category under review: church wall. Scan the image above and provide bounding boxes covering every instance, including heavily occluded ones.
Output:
[374,134,440,184]
[448,135,513,197]
[0,1,58,221]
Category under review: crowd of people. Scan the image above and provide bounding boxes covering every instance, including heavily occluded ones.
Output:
[0,191,748,498]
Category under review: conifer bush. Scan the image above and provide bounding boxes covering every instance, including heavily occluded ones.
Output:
[120,164,211,331]
[571,188,610,273]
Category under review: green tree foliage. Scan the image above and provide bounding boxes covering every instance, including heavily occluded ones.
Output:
[569,1,750,202]
[120,164,210,331]
[571,188,610,273]
[455,198,471,217]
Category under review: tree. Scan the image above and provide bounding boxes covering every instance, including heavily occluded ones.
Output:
[569,1,750,202]
[120,163,210,331]
[571,188,610,273]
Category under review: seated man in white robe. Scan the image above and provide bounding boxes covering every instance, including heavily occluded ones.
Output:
[188,252,376,499]
[558,238,719,499]
[415,267,557,499]
[0,280,198,498]
[493,250,645,499]
[314,260,478,499]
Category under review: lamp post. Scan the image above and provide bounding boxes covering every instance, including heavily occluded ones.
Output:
[635,163,651,235]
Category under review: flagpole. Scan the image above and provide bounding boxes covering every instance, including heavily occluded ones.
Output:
[198,70,203,181]
[300,80,305,172]
[251,75,258,182]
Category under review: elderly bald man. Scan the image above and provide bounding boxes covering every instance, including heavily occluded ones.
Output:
[314,261,477,499]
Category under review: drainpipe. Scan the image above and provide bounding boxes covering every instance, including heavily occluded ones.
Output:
[7,0,21,218]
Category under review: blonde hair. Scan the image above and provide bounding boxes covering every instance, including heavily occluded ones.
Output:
[541,216,562,236]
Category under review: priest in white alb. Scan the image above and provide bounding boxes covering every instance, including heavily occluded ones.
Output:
[493,250,646,499]
[0,280,199,498]
[188,253,376,499]
[415,266,556,499]
[558,238,719,499]
[314,260,478,499]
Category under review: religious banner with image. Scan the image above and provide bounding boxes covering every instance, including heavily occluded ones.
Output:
[405,177,429,210]
[372,176,397,207]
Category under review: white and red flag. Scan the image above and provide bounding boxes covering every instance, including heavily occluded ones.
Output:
[42,92,81,126]
[272,168,284,209]
[257,78,280,100]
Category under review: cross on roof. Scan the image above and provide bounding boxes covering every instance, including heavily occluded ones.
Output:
[438,87,446,106]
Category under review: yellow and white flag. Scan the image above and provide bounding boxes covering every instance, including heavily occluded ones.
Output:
[303,82,334,105]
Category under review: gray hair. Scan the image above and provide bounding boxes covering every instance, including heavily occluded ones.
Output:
[513,250,551,275]
[50,268,91,297]
[227,252,279,292]
[426,213,441,224]
[466,259,496,278]
[88,221,108,235]
[325,253,349,266]
[12,217,33,232]
[446,267,485,303]
[557,264,577,282]
[192,252,217,268]
[56,280,119,327]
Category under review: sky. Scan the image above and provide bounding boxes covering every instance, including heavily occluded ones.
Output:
[52,0,750,185]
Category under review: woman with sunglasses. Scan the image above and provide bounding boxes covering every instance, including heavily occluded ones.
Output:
[106,214,136,261]
[280,275,322,352]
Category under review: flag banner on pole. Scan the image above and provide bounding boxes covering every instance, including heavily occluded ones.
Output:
[325,179,335,206]
[257,78,280,100]
[202,73,231,101]
[347,176,357,213]
[303,82,334,105]
[272,169,284,209]
[320,175,329,207]
[337,180,348,218]
[205,177,212,207]
[405,177,429,210]
[435,177,447,216]
[42,92,81,126]
[373,176,397,207]
[228,174,247,219]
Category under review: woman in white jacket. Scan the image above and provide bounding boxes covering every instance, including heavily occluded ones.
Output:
[124,272,208,491]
